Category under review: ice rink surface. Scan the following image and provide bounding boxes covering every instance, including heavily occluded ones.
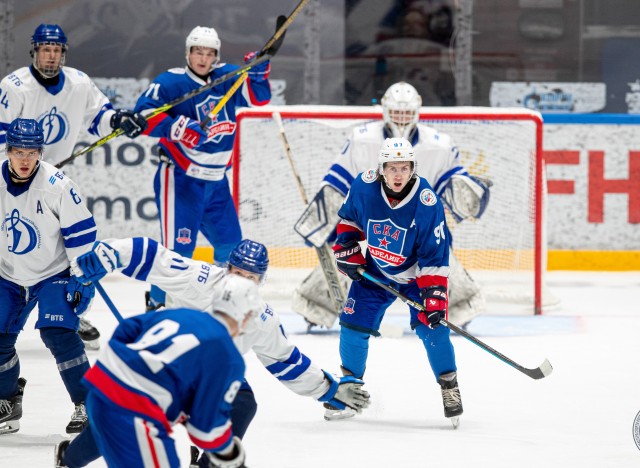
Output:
[2,271,639,467]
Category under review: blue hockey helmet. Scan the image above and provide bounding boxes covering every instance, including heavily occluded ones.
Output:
[228,240,269,283]
[6,118,45,151]
[30,24,68,78]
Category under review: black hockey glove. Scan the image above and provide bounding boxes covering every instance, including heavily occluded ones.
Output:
[111,109,147,138]
[333,239,365,281]
[419,286,448,329]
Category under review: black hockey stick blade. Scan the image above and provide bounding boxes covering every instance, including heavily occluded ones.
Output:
[357,268,554,380]
[262,15,288,57]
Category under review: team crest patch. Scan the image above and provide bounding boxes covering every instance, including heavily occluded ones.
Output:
[367,219,408,267]
[361,169,377,183]
[420,189,437,206]
[342,297,356,314]
[176,227,192,245]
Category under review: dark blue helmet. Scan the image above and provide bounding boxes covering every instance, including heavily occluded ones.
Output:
[229,240,269,278]
[31,24,68,47]
[6,119,45,151]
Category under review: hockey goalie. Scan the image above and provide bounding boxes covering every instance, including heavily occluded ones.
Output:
[293,81,491,329]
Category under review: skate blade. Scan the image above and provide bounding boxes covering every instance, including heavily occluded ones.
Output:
[0,419,20,434]
[81,339,100,351]
[324,409,356,421]
[449,416,460,429]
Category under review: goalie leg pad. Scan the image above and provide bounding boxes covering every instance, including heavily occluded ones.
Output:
[447,251,485,327]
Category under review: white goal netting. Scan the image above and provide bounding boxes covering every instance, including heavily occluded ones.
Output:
[233,105,552,314]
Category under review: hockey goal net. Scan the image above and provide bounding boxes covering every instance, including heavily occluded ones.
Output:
[232,105,551,315]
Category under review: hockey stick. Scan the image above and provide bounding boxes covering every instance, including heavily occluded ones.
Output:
[54,53,273,169]
[199,13,291,129]
[94,281,125,324]
[357,268,553,380]
[272,111,347,318]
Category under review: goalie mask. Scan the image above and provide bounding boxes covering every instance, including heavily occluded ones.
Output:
[210,274,262,333]
[228,239,269,285]
[378,137,417,178]
[30,24,68,79]
[381,82,422,140]
[186,26,221,69]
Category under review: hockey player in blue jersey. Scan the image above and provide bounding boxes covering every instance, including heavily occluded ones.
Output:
[327,137,463,425]
[0,23,148,350]
[55,274,260,468]
[133,26,271,311]
[0,119,97,435]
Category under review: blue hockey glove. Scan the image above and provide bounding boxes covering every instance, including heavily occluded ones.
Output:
[71,241,121,283]
[169,115,208,149]
[333,239,365,281]
[318,371,370,412]
[110,109,148,138]
[65,276,95,316]
[244,51,270,82]
[419,286,448,329]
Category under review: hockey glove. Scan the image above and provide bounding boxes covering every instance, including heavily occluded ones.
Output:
[244,51,270,82]
[169,115,208,149]
[318,371,371,412]
[419,286,448,329]
[71,241,121,283]
[206,436,246,468]
[333,239,365,281]
[110,109,148,138]
[65,276,95,316]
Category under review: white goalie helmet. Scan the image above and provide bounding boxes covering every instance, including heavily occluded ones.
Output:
[378,137,417,178]
[186,26,221,66]
[381,82,422,139]
[210,274,262,332]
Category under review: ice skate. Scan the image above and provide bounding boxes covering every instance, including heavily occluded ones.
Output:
[323,402,357,421]
[66,402,88,434]
[0,378,26,435]
[438,371,463,428]
[78,317,100,350]
[145,291,164,313]
[54,439,70,467]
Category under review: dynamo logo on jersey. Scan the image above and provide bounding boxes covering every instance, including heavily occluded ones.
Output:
[367,218,407,267]
[38,107,70,146]
[197,96,236,144]
[2,209,40,255]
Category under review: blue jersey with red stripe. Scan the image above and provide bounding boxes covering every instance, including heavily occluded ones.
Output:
[336,170,450,286]
[134,64,270,181]
[84,308,244,452]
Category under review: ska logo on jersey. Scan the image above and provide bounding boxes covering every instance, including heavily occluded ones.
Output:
[2,209,40,255]
[366,218,407,267]
[197,96,236,143]
[420,189,437,206]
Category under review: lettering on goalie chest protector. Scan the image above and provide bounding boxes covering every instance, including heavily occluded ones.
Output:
[366,219,407,267]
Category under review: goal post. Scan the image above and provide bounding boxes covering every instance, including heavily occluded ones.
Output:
[232,105,549,315]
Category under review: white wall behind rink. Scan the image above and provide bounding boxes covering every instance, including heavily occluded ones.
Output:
[58,120,639,255]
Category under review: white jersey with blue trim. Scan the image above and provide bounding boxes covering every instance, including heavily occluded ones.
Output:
[323,121,465,196]
[103,237,330,400]
[84,308,244,452]
[337,172,450,284]
[0,66,115,166]
[0,160,97,286]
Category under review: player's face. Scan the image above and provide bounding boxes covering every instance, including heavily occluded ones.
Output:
[382,161,413,192]
[35,44,64,74]
[188,46,217,75]
[228,265,262,285]
[8,148,41,180]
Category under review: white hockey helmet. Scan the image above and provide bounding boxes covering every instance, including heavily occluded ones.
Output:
[185,26,221,67]
[378,137,417,179]
[210,274,262,333]
[381,82,422,139]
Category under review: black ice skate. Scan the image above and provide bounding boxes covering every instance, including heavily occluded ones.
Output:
[78,317,100,350]
[0,377,26,435]
[145,291,164,313]
[66,402,88,434]
[54,439,70,467]
[438,371,463,428]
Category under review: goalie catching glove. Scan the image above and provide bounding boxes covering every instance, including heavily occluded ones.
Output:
[418,285,448,329]
[318,371,370,412]
[333,239,365,281]
[71,241,121,284]
[441,174,492,222]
